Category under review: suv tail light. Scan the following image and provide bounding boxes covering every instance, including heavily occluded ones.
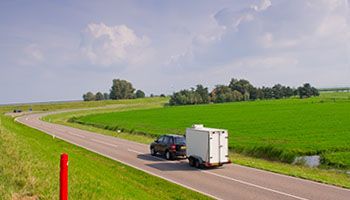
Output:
[170,144,176,150]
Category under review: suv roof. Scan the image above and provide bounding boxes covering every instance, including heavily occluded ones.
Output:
[164,134,184,137]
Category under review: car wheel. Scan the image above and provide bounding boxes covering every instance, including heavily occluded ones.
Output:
[165,151,173,160]
[150,147,156,156]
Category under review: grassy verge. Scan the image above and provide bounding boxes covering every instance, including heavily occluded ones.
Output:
[0,115,210,199]
[0,97,168,114]
[41,98,166,144]
[230,153,350,189]
[323,152,350,169]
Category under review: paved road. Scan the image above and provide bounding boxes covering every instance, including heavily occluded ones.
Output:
[16,112,350,200]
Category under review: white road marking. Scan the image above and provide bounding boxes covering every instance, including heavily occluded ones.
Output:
[127,148,144,155]
[203,171,309,200]
[68,132,86,138]
[90,138,119,148]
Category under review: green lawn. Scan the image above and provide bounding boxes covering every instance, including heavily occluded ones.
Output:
[75,94,350,165]
[0,114,210,199]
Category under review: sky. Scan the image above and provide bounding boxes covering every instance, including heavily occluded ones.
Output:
[0,0,349,104]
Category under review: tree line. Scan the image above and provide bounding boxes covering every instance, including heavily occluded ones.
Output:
[169,78,319,105]
[82,79,145,101]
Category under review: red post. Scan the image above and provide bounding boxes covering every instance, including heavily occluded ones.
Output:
[60,153,68,200]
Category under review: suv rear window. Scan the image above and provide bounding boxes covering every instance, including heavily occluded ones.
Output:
[164,136,172,144]
[174,136,185,145]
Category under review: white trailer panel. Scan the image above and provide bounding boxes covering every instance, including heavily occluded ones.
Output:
[186,124,229,166]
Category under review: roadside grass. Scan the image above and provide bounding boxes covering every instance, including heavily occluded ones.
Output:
[41,97,167,124]
[75,93,350,165]
[323,152,350,169]
[0,115,210,199]
[230,153,350,189]
[0,97,168,114]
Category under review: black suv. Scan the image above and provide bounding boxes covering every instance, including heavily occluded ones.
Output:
[150,134,186,160]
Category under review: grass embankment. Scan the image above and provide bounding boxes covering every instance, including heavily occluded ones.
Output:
[42,97,168,144]
[0,97,168,114]
[75,94,350,166]
[0,114,210,199]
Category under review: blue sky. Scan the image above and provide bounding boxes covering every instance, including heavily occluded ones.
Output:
[0,0,349,104]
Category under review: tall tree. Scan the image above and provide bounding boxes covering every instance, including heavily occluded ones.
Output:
[272,84,283,99]
[95,92,104,101]
[195,84,210,103]
[103,92,110,100]
[82,92,95,101]
[229,78,254,95]
[210,85,234,103]
[109,79,135,100]
[297,83,319,98]
[135,90,145,98]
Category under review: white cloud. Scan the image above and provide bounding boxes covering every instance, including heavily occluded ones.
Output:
[251,0,272,11]
[214,8,255,30]
[169,0,350,73]
[214,0,271,30]
[18,44,44,66]
[258,32,302,49]
[80,23,151,66]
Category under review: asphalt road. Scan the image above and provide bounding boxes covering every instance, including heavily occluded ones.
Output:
[16,112,350,200]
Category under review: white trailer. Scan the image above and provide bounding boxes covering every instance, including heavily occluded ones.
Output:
[186,124,230,168]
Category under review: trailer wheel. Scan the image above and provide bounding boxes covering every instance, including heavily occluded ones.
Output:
[194,159,201,168]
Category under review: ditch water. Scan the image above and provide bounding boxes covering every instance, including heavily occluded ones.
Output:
[293,155,320,167]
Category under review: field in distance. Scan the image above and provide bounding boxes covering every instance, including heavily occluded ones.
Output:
[75,92,350,168]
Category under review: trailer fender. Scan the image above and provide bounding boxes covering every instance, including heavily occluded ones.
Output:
[188,155,204,167]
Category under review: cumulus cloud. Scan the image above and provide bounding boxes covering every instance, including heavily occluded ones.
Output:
[213,0,271,30]
[251,0,272,11]
[80,23,151,66]
[18,44,44,66]
[169,0,350,72]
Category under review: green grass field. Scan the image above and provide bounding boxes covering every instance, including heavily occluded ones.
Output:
[319,91,350,100]
[75,93,350,167]
[0,97,168,114]
[0,114,210,199]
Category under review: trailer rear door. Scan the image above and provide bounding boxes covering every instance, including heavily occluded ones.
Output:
[209,131,219,164]
[209,131,229,164]
[219,131,229,163]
